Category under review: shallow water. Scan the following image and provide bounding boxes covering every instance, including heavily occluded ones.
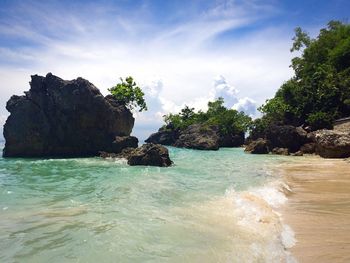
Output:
[0,146,295,262]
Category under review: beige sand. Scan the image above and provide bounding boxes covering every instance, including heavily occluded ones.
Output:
[280,157,350,263]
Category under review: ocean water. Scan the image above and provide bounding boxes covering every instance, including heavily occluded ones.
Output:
[0,145,297,263]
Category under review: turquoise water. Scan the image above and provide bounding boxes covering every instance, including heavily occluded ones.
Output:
[0,146,295,262]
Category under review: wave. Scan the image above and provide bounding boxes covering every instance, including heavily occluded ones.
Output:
[172,179,298,262]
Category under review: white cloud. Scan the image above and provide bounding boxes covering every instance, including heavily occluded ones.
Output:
[233,97,259,117]
[0,1,295,140]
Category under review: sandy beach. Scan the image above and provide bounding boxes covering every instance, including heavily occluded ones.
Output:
[281,157,350,262]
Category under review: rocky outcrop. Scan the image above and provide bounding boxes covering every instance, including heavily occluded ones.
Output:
[173,124,220,150]
[145,124,179,145]
[111,136,138,153]
[244,139,269,154]
[315,130,350,158]
[271,147,289,155]
[218,132,245,147]
[265,125,307,153]
[3,73,135,157]
[146,123,244,150]
[300,143,316,154]
[100,143,172,167]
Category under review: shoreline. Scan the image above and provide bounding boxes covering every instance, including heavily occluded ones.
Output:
[279,156,350,262]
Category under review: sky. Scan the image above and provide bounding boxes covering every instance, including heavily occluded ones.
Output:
[0,0,349,140]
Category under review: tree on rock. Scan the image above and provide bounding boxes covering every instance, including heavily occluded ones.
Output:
[109,76,147,112]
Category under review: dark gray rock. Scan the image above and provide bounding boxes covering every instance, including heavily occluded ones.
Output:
[265,125,307,153]
[127,143,172,167]
[300,143,316,154]
[315,130,350,158]
[111,136,138,153]
[271,147,289,155]
[145,126,179,145]
[173,124,220,150]
[218,132,245,147]
[244,139,269,154]
[100,143,172,167]
[3,73,134,157]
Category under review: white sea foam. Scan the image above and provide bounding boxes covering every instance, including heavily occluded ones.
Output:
[224,180,297,262]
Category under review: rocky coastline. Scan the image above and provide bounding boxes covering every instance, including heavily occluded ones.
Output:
[244,124,350,158]
[2,73,172,167]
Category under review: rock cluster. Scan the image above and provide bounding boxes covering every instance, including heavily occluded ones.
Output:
[146,123,244,150]
[100,143,172,167]
[3,73,135,157]
[245,124,350,158]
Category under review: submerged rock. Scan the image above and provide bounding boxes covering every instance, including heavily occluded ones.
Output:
[244,139,269,154]
[100,143,172,167]
[315,130,350,158]
[3,73,134,157]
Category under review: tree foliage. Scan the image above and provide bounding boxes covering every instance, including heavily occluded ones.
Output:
[108,76,147,112]
[163,97,252,135]
[259,21,350,130]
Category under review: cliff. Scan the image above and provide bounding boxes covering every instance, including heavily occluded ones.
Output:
[3,73,135,157]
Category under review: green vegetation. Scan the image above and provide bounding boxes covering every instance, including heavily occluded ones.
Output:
[109,76,147,112]
[163,97,252,135]
[258,21,350,131]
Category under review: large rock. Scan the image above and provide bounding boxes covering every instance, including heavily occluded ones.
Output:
[173,124,220,150]
[265,125,307,153]
[315,130,350,158]
[244,139,269,154]
[111,136,138,153]
[127,143,172,167]
[145,125,179,145]
[100,143,172,167]
[218,132,245,147]
[3,73,134,157]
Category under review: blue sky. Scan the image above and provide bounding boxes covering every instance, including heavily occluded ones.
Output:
[0,0,349,140]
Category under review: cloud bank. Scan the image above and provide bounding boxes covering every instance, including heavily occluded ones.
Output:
[0,0,298,140]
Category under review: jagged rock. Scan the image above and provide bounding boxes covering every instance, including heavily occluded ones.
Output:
[100,143,172,167]
[173,124,220,150]
[111,136,138,153]
[315,130,350,158]
[300,143,316,154]
[127,143,172,167]
[265,125,307,153]
[218,132,245,147]
[244,139,269,154]
[272,147,289,155]
[3,73,134,157]
[145,126,179,145]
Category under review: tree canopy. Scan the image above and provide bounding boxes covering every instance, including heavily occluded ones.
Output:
[163,97,252,135]
[108,76,147,112]
[259,21,350,131]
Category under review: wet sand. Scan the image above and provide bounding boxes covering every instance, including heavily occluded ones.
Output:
[280,157,350,262]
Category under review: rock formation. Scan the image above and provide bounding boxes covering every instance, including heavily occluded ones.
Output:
[315,129,350,158]
[173,124,220,150]
[244,138,269,154]
[100,143,172,167]
[145,123,244,150]
[3,73,135,157]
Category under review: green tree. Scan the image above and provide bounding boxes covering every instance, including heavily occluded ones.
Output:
[108,76,147,112]
[259,20,350,130]
[162,97,252,135]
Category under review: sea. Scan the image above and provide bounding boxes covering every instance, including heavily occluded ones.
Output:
[0,143,298,263]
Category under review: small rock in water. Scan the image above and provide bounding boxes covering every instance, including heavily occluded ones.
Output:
[100,143,172,167]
